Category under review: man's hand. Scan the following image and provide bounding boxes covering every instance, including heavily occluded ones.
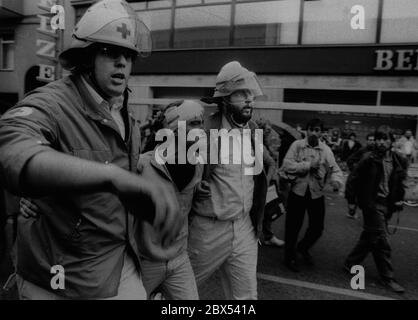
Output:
[310,158,320,171]
[20,198,40,218]
[394,201,404,211]
[195,180,211,199]
[330,180,341,192]
[110,165,181,247]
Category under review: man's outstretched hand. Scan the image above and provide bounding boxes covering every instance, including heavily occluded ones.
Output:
[110,165,181,247]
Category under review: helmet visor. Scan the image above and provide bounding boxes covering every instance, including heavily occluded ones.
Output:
[134,18,152,57]
[215,72,263,97]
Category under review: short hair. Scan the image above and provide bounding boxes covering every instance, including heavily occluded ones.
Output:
[366,133,375,139]
[374,129,395,142]
[348,132,356,138]
[306,118,324,131]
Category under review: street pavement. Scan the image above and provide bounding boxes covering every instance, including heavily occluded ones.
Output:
[1,188,418,300]
[200,187,418,300]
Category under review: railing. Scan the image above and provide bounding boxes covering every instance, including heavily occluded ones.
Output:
[130,99,418,116]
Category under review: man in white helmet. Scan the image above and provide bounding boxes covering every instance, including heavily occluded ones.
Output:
[189,61,272,299]
[0,0,180,299]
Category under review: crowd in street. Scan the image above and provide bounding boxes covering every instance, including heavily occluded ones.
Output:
[0,0,416,300]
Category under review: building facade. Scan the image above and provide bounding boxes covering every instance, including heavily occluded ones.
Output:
[0,0,74,114]
[2,0,417,141]
[119,0,418,140]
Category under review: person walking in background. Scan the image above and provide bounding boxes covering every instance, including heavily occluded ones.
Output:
[328,129,342,161]
[341,132,362,164]
[345,132,376,219]
[281,118,343,272]
[257,119,285,247]
[398,129,418,163]
[344,129,408,294]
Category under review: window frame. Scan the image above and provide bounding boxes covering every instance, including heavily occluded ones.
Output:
[0,35,15,71]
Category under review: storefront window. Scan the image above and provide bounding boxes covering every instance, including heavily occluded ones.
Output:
[0,35,15,70]
[302,0,378,44]
[148,0,172,9]
[177,0,202,6]
[137,10,172,49]
[234,0,299,46]
[204,0,231,3]
[174,5,231,48]
[380,0,418,43]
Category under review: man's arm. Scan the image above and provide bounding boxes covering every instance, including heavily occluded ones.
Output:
[22,151,180,246]
[324,146,344,190]
[263,145,276,184]
[0,104,181,246]
[346,148,364,171]
[282,141,311,175]
[345,156,368,204]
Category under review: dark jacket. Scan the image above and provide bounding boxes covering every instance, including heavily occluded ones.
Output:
[345,150,408,215]
[191,111,271,238]
[341,140,362,161]
[346,145,375,171]
[0,75,142,298]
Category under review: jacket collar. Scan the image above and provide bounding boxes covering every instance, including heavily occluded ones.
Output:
[72,74,127,122]
[301,138,325,150]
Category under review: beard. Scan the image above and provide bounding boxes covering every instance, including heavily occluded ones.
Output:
[308,135,319,147]
[375,144,389,157]
[227,105,253,125]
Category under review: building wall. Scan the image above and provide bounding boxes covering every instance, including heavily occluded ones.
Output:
[0,20,38,99]
[129,73,418,140]
[0,0,75,104]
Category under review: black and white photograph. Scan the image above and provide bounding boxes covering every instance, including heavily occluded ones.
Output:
[0,0,418,306]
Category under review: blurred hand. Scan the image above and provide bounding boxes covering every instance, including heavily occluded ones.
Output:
[394,201,404,211]
[112,167,181,247]
[330,180,341,192]
[310,158,320,171]
[20,198,40,218]
[348,203,356,210]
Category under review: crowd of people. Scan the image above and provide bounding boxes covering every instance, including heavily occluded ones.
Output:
[0,0,415,300]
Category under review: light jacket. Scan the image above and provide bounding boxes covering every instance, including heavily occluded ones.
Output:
[135,151,203,261]
[282,138,343,199]
[191,111,270,238]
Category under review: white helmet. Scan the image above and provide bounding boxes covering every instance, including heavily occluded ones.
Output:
[213,61,263,98]
[59,0,152,70]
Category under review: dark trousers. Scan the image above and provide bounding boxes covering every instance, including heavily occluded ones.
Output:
[345,199,394,280]
[284,189,325,261]
[263,192,285,240]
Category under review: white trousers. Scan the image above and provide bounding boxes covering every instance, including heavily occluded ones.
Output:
[188,213,258,300]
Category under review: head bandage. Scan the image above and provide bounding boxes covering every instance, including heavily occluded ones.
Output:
[163,100,204,131]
